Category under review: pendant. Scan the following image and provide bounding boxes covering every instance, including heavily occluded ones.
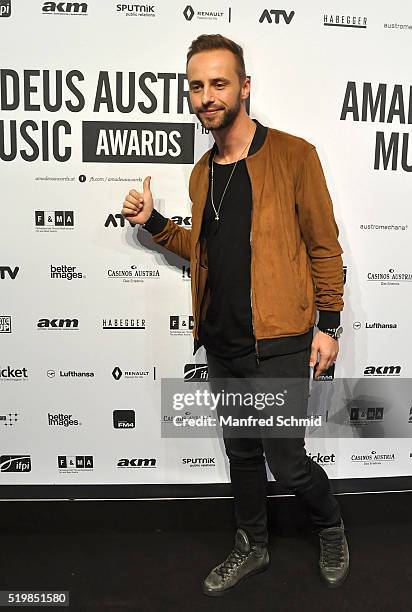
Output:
[214,215,219,221]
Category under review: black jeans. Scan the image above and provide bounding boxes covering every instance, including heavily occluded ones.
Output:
[206,344,342,545]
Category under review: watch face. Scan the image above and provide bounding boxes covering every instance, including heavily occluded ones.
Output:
[336,326,343,338]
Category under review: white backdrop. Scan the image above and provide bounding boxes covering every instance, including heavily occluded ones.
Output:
[1,0,412,491]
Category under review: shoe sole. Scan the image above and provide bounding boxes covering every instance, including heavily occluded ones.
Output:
[202,561,270,597]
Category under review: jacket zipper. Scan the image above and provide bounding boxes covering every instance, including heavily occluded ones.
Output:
[193,248,199,355]
[250,211,260,366]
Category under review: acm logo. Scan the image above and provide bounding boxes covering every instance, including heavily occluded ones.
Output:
[42,2,87,14]
[364,365,401,376]
[171,215,191,227]
[37,318,79,329]
[117,458,157,468]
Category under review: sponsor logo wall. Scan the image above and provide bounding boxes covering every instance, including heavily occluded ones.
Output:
[1,1,411,492]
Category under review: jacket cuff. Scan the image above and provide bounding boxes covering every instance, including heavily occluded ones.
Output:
[142,209,168,235]
[317,310,341,330]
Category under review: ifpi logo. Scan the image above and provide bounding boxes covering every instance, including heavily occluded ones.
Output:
[0,0,11,18]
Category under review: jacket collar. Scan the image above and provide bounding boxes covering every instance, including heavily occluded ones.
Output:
[207,119,268,168]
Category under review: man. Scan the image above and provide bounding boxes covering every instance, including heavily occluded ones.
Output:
[122,34,349,595]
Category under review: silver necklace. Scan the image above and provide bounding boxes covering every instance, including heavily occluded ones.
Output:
[210,129,255,229]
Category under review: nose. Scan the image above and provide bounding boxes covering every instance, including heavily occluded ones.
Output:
[201,85,215,106]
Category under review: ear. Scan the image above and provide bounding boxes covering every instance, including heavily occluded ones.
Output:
[240,76,251,100]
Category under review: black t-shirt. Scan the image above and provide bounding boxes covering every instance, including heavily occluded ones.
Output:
[199,155,255,358]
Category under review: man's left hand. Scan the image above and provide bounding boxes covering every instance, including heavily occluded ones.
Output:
[309,331,339,379]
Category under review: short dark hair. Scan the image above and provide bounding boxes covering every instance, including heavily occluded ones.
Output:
[186,34,246,82]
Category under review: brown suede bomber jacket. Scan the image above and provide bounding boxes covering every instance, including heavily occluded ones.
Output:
[143,121,344,358]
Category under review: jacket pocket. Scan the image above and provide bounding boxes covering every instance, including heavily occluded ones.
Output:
[291,256,309,310]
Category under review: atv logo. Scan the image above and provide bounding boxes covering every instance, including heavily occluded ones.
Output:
[105,213,136,228]
[259,9,295,24]
[0,266,19,280]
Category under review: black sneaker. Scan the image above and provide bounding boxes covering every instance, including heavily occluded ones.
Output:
[318,518,350,588]
[202,528,269,597]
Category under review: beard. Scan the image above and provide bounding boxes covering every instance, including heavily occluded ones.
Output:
[196,93,242,131]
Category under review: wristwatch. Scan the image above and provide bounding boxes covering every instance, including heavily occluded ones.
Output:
[319,326,343,340]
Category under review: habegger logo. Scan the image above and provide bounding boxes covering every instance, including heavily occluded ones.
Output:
[324,14,367,28]
[82,122,195,163]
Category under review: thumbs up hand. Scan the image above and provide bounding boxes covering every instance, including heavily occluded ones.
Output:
[122,176,154,225]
